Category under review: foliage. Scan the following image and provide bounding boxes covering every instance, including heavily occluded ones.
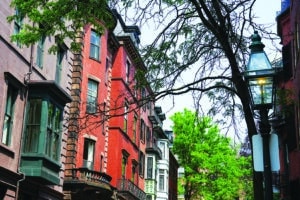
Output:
[171,109,253,200]
[111,0,280,139]
[8,0,115,52]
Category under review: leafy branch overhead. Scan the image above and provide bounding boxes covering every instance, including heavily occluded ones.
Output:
[8,0,116,52]
[112,0,279,138]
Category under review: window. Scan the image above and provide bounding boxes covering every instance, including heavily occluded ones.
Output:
[159,141,166,159]
[23,99,42,153]
[87,79,98,113]
[102,102,106,135]
[126,60,130,83]
[131,162,137,183]
[146,195,152,200]
[140,119,145,142]
[146,127,151,144]
[105,57,111,82]
[100,154,104,172]
[83,139,95,170]
[123,101,129,133]
[23,99,62,161]
[146,156,153,179]
[20,81,71,185]
[2,85,18,146]
[36,35,45,68]
[90,30,100,60]
[13,9,23,47]
[55,45,66,83]
[132,114,137,142]
[121,150,129,178]
[141,88,147,110]
[139,152,145,177]
[45,102,62,160]
[158,169,165,191]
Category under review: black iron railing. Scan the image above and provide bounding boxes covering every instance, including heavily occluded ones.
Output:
[117,179,146,200]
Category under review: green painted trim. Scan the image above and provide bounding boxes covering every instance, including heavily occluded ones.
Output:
[20,154,61,185]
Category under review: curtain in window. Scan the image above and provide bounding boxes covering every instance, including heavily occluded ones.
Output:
[83,139,95,170]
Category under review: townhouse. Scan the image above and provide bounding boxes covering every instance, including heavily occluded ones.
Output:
[0,0,72,199]
[276,0,300,199]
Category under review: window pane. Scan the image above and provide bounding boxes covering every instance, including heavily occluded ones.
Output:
[13,9,23,47]
[55,46,65,83]
[83,139,95,170]
[159,142,165,159]
[45,129,51,156]
[140,120,145,141]
[131,165,136,182]
[52,133,59,160]
[54,109,61,131]
[48,103,54,128]
[90,45,99,60]
[123,102,128,133]
[36,36,45,68]
[87,79,98,113]
[2,116,10,144]
[139,153,144,176]
[90,31,100,60]
[46,102,62,160]
[24,99,42,153]
[147,157,153,179]
[90,31,100,45]
[159,169,164,191]
[122,156,127,177]
[2,87,17,145]
[126,60,130,83]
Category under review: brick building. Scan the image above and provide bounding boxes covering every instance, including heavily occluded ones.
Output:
[0,1,72,199]
[276,0,300,199]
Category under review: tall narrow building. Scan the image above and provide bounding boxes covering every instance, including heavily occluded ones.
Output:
[63,11,116,200]
[0,1,72,199]
[106,10,147,200]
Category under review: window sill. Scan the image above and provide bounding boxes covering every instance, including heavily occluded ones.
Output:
[20,153,61,185]
[0,143,15,158]
[89,57,101,63]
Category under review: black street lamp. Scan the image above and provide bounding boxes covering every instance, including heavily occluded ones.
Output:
[244,31,276,200]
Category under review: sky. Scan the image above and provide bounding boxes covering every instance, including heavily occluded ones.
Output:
[139,0,282,138]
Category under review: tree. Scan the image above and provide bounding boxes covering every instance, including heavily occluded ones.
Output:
[7,0,115,52]
[111,0,279,137]
[111,1,279,198]
[171,109,253,200]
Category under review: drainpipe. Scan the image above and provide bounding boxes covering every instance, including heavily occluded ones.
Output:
[15,42,34,199]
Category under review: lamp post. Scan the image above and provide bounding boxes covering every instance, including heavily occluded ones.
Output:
[244,31,276,200]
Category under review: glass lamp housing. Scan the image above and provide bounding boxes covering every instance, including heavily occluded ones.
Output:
[245,31,275,110]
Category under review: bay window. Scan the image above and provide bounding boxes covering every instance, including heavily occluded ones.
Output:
[20,81,71,185]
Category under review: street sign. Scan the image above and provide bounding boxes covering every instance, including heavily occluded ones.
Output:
[270,133,280,171]
[252,133,280,172]
[252,134,263,171]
